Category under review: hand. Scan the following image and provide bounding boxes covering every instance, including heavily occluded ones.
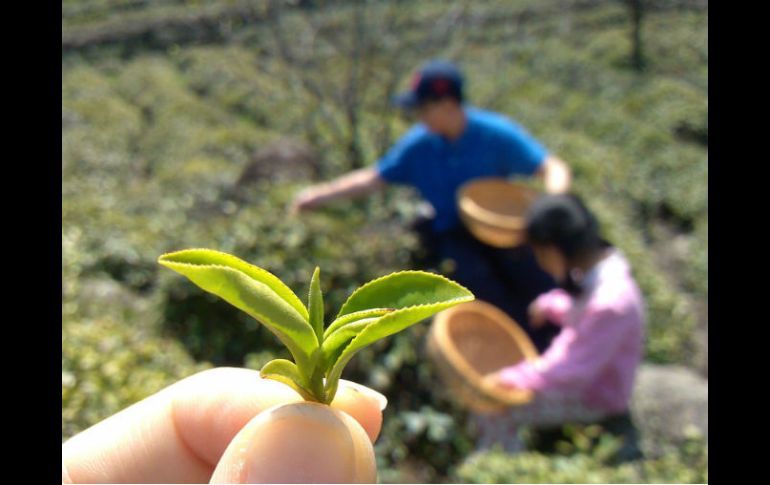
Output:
[481,371,502,390]
[289,187,324,215]
[527,299,548,329]
[482,370,522,392]
[62,367,386,484]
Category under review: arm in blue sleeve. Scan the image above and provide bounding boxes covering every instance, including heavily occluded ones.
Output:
[496,121,549,176]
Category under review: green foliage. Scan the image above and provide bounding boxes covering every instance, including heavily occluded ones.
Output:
[159,249,318,376]
[160,249,473,402]
[323,271,474,400]
[455,435,708,484]
[686,218,709,298]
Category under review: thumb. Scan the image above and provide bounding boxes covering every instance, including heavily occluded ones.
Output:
[210,401,377,484]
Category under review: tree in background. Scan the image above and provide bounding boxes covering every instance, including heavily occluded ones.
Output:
[623,0,646,71]
[264,0,468,171]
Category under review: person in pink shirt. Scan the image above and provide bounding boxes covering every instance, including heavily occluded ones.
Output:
[472,194,646,453]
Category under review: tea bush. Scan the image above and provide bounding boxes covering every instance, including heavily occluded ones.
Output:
[455,435,708,484]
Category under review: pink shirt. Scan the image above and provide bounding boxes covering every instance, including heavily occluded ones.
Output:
[498,250,645,413]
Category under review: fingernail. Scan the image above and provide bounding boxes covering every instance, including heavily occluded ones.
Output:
[241,403,375,483]
[338,380,388,411]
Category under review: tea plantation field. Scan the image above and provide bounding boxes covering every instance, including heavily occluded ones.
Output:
[62,1,707,482]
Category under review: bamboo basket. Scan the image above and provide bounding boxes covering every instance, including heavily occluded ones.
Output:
[426,300,539,413]
[457,178,540,248]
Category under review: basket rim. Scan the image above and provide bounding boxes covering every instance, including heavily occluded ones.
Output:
[432,299,539,405]
[457,178,538,230]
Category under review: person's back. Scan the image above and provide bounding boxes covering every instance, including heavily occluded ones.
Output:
[582,250,644,410]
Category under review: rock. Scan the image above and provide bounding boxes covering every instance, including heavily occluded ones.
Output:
[630,364,708,457]
[235,139,319,187]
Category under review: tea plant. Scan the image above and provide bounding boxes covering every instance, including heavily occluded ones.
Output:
[159,248,474,403]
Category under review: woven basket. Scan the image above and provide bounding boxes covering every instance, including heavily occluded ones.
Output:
[457,178,540,248]
[426,300,539,413]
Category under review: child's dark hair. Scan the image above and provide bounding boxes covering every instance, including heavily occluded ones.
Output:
[526,194,607,265]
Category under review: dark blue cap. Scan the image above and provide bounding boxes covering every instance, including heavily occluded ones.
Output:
[392,60,464,109]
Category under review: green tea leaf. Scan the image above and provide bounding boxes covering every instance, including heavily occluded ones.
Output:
[324,271,474,399]
[323,308,395,339]
[260,359,317,401]
[337,271,472,317]
[321,316,380,372]
[158,249,318,372]
[160,249,309,320]
[308,267,324,344]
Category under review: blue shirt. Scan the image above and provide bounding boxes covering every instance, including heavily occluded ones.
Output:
[376,107,548,232]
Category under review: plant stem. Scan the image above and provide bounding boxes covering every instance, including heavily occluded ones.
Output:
[308,365,327,403]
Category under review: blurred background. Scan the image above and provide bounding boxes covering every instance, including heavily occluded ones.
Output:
[62,0,707,482]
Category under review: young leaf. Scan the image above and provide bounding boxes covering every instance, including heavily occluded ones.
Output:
[158,249,318,373]
[260,359,317,401]
[321,316,380,372]
[324,271,474,400]
[323,308,395,340]
[161,249,309,320]
[308,267,324,343]
[337,271,472,317]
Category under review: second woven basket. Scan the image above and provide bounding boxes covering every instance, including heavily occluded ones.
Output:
[427,299,540,413]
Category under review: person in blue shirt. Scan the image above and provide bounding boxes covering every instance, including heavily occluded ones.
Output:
[291,60,572,352]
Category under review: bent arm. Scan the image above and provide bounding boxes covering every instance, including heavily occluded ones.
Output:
[533,288,573,326]
[290,167,387,213]
[535,155,572,194]
[497,306,635,393]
